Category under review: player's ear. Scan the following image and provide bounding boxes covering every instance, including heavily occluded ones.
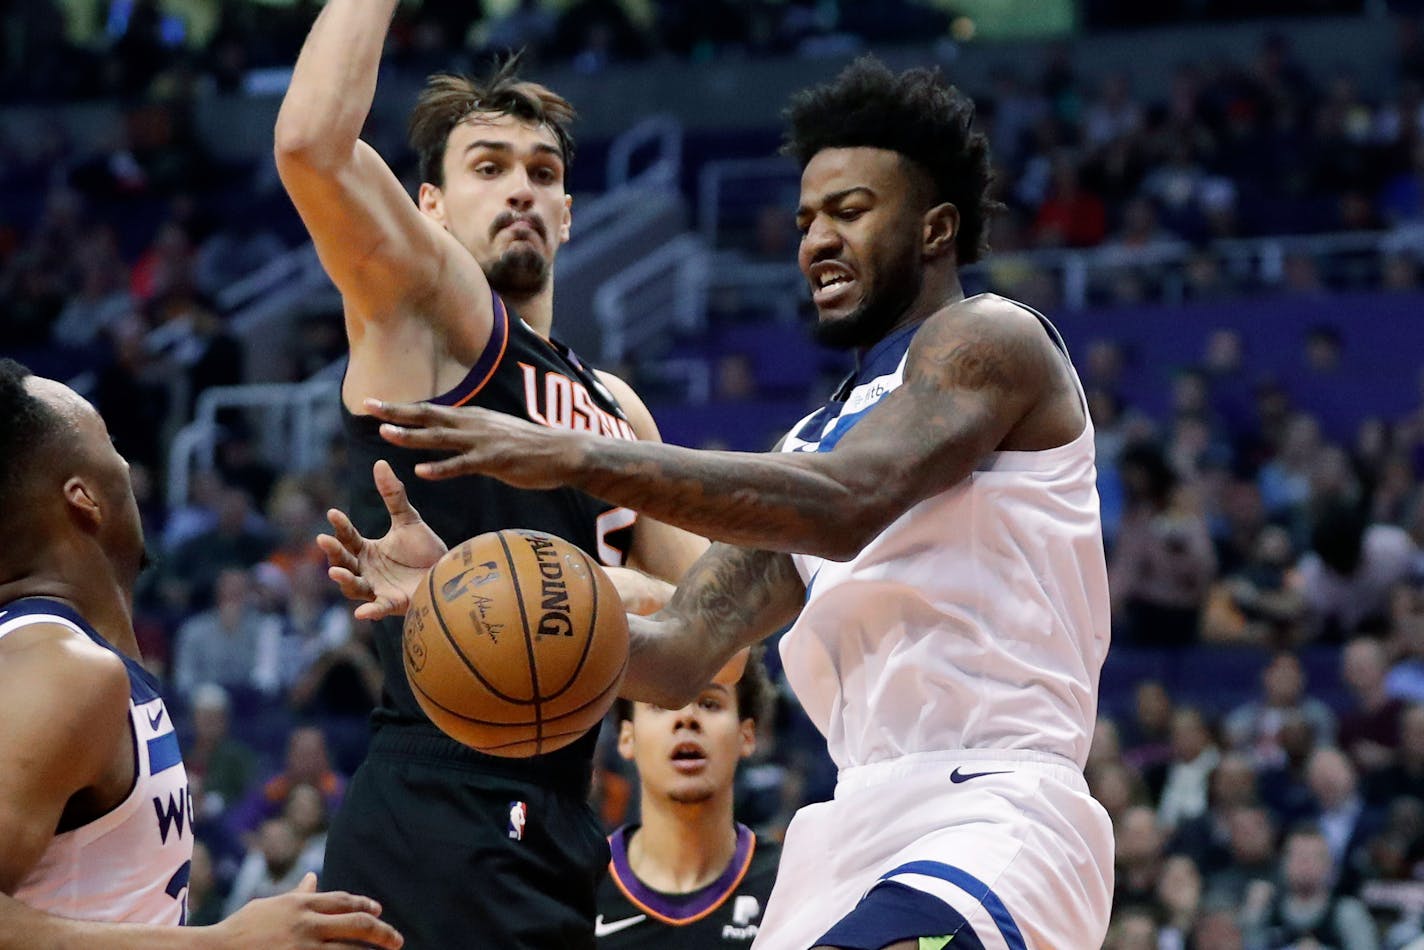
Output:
[617,716,636,761]
[558,193,572,244]
[922,202,959,261]
[738,718,756,760]
[63,476,103,530]
[418,182,445,221]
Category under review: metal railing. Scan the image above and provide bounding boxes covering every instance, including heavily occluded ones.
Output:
[606,114,683,192]
[594,233,710,365]
[165,372,340,511]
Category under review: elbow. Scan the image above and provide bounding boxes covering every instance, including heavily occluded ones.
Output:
[273,117,342,174]
[810,497,897,562]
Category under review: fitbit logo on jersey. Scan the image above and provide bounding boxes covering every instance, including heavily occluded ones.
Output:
[525,535,573,637]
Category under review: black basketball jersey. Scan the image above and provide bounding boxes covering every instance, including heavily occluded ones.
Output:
[596,824,781,948]
[341,292,638,773]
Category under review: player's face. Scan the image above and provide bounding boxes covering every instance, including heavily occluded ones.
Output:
[30,378,146,580]
[795,147,928,350]
[421,113,572,297]
[619,684,755,806]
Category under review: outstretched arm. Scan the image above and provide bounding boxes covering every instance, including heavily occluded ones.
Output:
[370,297,1059,560]
[622,543,804,709]
[273,0,490,334]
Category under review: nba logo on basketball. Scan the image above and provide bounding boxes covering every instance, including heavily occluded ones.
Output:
[507,801,527,841]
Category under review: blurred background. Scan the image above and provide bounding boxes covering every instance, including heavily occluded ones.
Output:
[5,0,1424,946]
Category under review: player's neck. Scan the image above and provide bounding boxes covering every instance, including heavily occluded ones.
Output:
[884,267,965,340]
[502,284,554,339]
[0,566,139,660]
[628,792,739,894]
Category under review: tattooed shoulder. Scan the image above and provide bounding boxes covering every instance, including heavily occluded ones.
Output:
[903,296,1052,398]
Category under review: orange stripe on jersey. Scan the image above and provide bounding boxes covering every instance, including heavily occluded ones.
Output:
[451,294,510,407]
[605,836,758,926]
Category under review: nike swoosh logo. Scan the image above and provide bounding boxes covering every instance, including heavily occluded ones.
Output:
[950,766,1012,784]
[594,914,647,937]
[148,707,164,731]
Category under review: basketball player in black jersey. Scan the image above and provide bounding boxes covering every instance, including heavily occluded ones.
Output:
[595,648,781,949]
[0,360,401,949]
[275,3,704,947]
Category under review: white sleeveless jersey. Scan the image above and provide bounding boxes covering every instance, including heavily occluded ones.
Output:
[0,598,193,925]
[778,301,1111,771]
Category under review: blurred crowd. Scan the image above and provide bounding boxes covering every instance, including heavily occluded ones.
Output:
[5,1,1411,105]
[5,4,1424,947]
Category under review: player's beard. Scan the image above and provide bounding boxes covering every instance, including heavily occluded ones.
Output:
[485,247,550,296]
[811,243,923,351]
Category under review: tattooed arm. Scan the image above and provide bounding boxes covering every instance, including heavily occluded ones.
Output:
[622,543,804,708]
[370,295,1081,560]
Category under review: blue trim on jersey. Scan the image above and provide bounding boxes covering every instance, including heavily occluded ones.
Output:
[793,320,921,451]
[0,597,162,703]
[816,880,986,950]
[147,731,183,775]
[882,861,1028,950]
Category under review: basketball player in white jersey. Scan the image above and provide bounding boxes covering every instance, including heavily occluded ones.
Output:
[357,57,1115,950]
[0,359,401,949]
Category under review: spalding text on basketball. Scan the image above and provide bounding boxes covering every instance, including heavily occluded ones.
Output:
[526,534,575,638]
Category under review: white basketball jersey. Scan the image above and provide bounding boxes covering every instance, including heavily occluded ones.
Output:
[778,299,1111,771]
[0,598,193,925]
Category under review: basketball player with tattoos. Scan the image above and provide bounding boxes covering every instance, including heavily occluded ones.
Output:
[351,58,1115,950]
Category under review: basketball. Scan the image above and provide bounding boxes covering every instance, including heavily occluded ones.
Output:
[401,529,629,757]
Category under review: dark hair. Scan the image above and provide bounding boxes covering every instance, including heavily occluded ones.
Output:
[409,53,576,188]
[782,55,1002,264]
[616,644,777,728]
[0,358,61,512]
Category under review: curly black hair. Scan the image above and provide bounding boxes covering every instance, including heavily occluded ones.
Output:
[782,55,1002,264]
[0,358,61,514]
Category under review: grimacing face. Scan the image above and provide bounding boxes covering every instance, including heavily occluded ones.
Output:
[795,147,932,350]
[418,113,573,296]
[619,683,755,807]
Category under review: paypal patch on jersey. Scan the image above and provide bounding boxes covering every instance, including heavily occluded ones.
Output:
[784,321,919,456]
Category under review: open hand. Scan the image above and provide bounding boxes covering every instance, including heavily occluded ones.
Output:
[316,460,447,621]
[211,872,402,949]
[365,398,576,489]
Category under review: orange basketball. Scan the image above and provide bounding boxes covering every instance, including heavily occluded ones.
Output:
[402,529,629,757]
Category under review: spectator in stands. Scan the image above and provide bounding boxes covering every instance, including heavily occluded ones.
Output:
[1202,524,1305,646]
[1115,805,1166,909]
[229,726,345,839]
[224,818,310,917]
[165,485,273,610]
[184,682,259,816]
[1204,805,1278,909]
[1387,581,1424,703]
[281,782,330,876]
[1189,907,1244,950]
[1121,680,1175,778]
[1366,703,1424,807]
[1258,412,1322,522]
[1103,907,1158,950]
[1110,443,1217,646]
[1089,760,1150,827]
[1168,752,1258,875]
[1298,500,1417,640]
[1242,824,1381,950]
[1157,707,1221,831]
[1154,854,1203,949]
[172,567,284,700]
[1032,154,1108,248]
[1306,746,1382,888]
[1339,636,1408,773]
[1225,651,1337,768]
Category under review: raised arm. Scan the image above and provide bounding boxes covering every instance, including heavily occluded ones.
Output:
[623,544,804,709]
[273,0,490,334]
[369,295,1073,560]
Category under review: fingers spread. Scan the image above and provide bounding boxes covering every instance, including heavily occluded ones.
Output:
[316,534,359,573]
[302,911,403,949]
[364,398,447,427]
[373,460,421,525]
[378,424,470,451]
[326,508,364,554]
[329,567,375,604]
